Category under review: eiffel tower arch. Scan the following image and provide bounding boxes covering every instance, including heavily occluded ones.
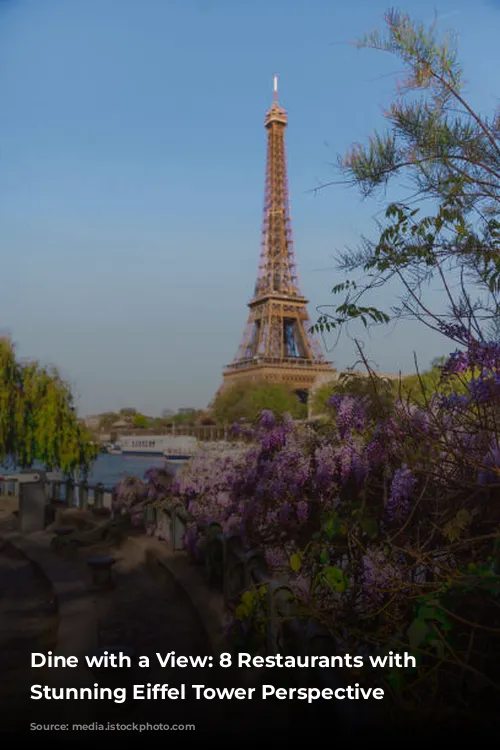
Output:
[221,76,334,402]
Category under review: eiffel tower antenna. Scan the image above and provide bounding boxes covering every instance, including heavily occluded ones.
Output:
[221,77,334,401]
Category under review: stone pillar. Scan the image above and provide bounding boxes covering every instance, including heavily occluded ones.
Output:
[19,471,48,534]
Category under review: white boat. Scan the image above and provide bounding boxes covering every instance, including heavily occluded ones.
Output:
[117,434,198,459]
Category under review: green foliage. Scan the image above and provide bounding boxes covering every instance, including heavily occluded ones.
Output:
[399,365,470,404]
[98,412,119,431]
[315,9,500,344]
[132,413,149,429]
[119,407,137,417]
[170,410,203,425]
[312,361,473,417]
[317,565,349,594]
[0,338,98,474]
[407,599,453,664]
[311,371,396,420]
[212,379,307,423]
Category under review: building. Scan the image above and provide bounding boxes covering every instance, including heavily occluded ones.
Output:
[221,76,334,402]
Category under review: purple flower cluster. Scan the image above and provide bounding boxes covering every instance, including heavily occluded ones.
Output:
[468,372,500,404]
[329,394,367,438]
[437,321,472,344]
[439,393,470,410]
[443,340,500,377]
[264,546,289,572]
[315,444,337,488]
[388,465,416,522]
[114,476,147,510]
[259,409,276,429]
[314,438,367,490]
[338,439,368,484]
[361,548,405,611]
[478,442,500,485]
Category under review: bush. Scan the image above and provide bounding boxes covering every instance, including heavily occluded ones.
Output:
[151,342,500,727]
[212,379,307,423]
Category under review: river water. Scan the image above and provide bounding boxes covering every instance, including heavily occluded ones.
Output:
[87,453,182,487]
[0,454,182,490]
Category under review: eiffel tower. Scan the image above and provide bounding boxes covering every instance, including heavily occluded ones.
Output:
[222,75,333,401]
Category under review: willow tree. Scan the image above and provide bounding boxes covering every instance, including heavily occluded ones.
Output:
[0,338,98,475]
[315,9,500,349]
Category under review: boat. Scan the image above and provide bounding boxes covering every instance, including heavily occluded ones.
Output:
[107,444,122,455]
[163,451,192,463]
[117,434,198,458]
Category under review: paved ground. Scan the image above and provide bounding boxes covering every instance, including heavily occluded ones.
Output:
[0,500,294,738]
[0,530,58,729]
[58,528,213,729]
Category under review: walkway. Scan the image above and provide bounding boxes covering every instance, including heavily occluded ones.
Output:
[0,502,294,737]
[0,536,58,730]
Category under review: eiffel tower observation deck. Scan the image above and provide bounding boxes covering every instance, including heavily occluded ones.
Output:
[222,75,334,400]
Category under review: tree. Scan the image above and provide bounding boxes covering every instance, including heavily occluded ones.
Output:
[119,407,137,418]
[314,9,500,350]
[311,371,396,420]
[0,338,98,475]
[171,410,203,426]
[212,379,307,423]
[98,412,119,432]
[399,364,470,404]
[132,413,149,429]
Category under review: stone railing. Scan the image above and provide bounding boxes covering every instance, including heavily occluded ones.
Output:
[0,471,114,533]
[0,473,113,508]
[148,506,361,715]
[1,473,366,728]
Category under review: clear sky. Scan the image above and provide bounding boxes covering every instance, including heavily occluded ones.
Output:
[1,0,499,416]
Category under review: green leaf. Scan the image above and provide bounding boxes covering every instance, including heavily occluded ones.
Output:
[241,590,256,608]
[323,566,348,593]
[360,516,379,539]
[387,667,404,691]
[235,603,251,620]
[290,553,302,573]
[429,639,445,660]
[322,515,341,538]
[407,619,429,649]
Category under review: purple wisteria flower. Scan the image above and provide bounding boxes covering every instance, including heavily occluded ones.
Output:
[264,547,289,572]
[279,501,293,522]
[259,409,276,429]
[343,439,369,483]
[443,340,500,377]
[260,427,288,452]
[468,372,500,404]
[364,438,386,467]
[329,394,343,409]
[315,444,337,488]
[439,393,470,410]
[329,395,367,438]
[437,321,472,344]
[478,443,500,485]
[114,476,147,510]
[296,500,309,522]
[387,465,416,521]
[361,548,406,611]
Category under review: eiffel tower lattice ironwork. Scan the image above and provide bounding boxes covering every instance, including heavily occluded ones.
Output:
[222,75,333,398]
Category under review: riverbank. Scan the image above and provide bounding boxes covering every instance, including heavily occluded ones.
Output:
[0,453,181,493]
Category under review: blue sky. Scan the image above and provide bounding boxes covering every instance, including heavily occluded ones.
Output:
[1,0,499,415]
